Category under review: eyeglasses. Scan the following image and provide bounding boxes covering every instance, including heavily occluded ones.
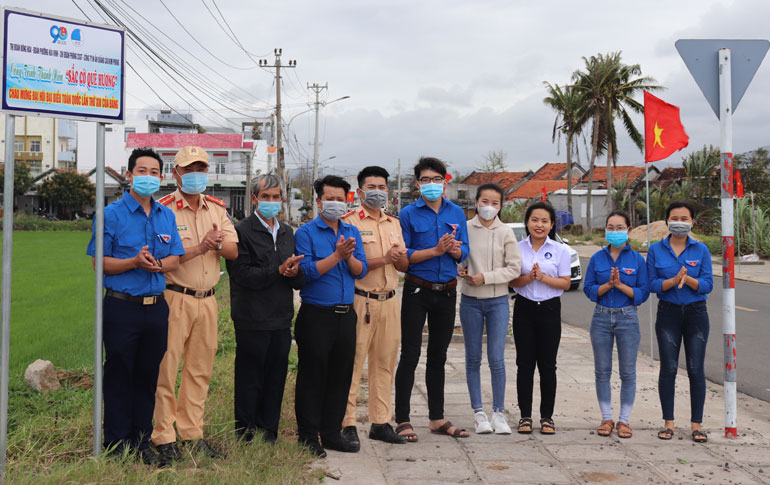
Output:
[418,176,445,184]
[606,226,628,231]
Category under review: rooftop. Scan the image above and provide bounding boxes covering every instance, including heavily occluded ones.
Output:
[507,179,568,200]
[581,165,647,188]
[462,171,531,189]
[530,162,571,181]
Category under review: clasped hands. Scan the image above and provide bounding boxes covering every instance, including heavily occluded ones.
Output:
[526,262,545,282]
[671,266,689,289]
[434,230,462,258]
[134,245,162,273]
[279,254,304,278]
[200,223,226,252]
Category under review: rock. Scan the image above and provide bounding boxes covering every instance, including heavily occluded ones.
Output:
[24,359,61,392]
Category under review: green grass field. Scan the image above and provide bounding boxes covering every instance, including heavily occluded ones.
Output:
[0,231,320,483]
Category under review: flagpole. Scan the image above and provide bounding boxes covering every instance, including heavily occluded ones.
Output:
[645,165,654,367]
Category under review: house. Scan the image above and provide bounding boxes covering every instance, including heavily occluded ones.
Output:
[0,116,77,176]
[504,162,585,203]
[461,170,532,199]
[86,166,127,208]
[530,162,585,182]
[579,165,653,189]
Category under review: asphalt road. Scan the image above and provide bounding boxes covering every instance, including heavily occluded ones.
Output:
[562,256,770,403]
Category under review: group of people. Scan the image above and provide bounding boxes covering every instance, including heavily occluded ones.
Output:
[88,149,714,466]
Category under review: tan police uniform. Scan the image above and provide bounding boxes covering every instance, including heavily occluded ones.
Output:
[341,205,403,427]
[151,148,238,446]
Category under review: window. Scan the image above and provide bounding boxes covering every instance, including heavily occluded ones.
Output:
[213,153,228,175]
[29,140,41,152]
[124,127,136,141]
[27,160,42,174]
[160,153,175,175]
[13,138,24,152]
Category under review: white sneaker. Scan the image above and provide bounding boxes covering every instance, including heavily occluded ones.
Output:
[492,411,512,434]
[474,411,493,434]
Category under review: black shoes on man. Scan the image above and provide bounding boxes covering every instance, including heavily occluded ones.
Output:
[369,423,407,444]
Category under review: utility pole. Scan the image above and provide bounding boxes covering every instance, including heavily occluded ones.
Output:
[397,158,402,213]
[308,82,327,218]
[260,49,296,220]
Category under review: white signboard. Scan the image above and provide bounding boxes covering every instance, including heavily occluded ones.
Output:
[1,7,125,123]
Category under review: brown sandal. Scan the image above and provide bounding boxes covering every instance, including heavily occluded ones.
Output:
[616,422,632,439]
[517,418,533,434]
[395,423,418,443]
[430,420,468,438]
[597,420,614,437]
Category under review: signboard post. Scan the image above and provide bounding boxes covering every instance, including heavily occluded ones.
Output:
[0,7,124,473]
[676,39,769,438]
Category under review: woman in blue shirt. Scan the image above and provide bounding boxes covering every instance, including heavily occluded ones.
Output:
[584,210,649,439]
[647,201,713,443]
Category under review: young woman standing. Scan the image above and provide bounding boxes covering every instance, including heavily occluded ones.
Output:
[459,183,521,435]
[509,202,571,435]
[583,210,649,439]
[647,201,713,443]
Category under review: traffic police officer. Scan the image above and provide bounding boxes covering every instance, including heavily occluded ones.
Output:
[151,146,238,460]
[87,148,184,466]
[340,166,408,448]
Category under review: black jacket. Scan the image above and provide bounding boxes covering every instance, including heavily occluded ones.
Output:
[226,214,305,330]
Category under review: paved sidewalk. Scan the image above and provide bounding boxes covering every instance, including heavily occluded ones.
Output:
[320,323,770,484]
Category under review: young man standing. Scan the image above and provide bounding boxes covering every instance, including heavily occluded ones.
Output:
[87,148,185,466]
[294,175,368,457]
[340,166,408,448]
[394,157,469,442]
[151,146,238,461]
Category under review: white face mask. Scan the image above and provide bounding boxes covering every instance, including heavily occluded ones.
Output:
[320,200,347,221]
[477,205,499,221]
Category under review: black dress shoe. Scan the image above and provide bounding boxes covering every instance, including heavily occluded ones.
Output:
[138,447,169,468]
[183,439,222,459]
[369,423,407,444]
[321,432,360,453]
[299,438,327,458]
[156,442,182,461]
[342,426,360,447]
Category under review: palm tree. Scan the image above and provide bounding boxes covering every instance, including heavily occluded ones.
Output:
[543,82,588,219]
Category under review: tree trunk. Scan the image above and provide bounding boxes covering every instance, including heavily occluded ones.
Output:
[586,110,600,235]
[606,144,613,211]
[566,133,574,219]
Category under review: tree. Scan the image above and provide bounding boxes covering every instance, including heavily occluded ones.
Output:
[543,82,588,219]
[0,161,35,208]
[682,145,720,201]
[734,147,770,209]
[39,170,95,218]
[476,150,508,172]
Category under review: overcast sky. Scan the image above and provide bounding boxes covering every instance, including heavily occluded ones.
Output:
[17,0,770,176]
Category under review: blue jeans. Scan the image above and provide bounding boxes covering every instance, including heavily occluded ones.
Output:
[590,305,640,424]
[459,294,509,412]
[655,300,709,423]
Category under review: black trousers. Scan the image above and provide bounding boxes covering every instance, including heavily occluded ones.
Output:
[234,327,291,442]
[395,282,456,423]
[102,295,169,451]
[512,295,561,419]
[294,304,356,442]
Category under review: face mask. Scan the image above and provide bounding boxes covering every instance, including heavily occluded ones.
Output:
[131,175,160,198]
[420,183,444,201]
[180,171,208,194]
[668,221,692,237]
[363,189,387,209]
[477,205,499,221]
[257,200,281,219]
[605,230,628,247]
[320,200,347,221]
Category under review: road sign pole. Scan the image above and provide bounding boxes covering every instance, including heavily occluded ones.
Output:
[93,122,106,455]
[1,114,17,480]
[718,48,738,439]
[645,166,654,366]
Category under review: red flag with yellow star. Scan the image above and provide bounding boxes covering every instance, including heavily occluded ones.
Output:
[644,91,689,163]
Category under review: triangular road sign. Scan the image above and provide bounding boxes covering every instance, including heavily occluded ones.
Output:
[676,39,769,118]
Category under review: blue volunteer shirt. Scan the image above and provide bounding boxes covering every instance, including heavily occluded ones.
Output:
[646,235,713,305]
[295,216,368,306]
[583,244,650,307]
[86,191,185,296]
[400,197,469,283]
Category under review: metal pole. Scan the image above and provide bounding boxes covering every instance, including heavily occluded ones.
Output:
[397,158,402,213]
[645,165,654,366]
[93,122,106,455]
[310,86,322,219]
[1,114,17,480]
[718,48,737,439]
[750,192,758,256]
[736,197,741,272]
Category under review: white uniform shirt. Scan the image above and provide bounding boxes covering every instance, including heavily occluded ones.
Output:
[515,235,571,302]
[256,210,279,243]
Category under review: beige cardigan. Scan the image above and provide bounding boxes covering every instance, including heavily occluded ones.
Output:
[460,215,522,299]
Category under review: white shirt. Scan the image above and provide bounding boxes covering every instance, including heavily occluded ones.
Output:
[515,235,571,302]
[255,210,279,243]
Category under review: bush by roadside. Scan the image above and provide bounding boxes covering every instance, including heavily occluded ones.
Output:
[0,215,92,231]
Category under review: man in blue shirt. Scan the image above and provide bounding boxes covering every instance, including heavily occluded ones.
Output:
[87,148,184,466]
[294,175,368,457]
[394,157,469,442]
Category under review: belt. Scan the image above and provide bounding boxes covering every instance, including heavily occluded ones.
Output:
[106,289,164,306]
[166,284,216,299]
[354,289,396,301]
[305,303,353,314]
[595,304,635,314]
[515,294,560,306]
[405,274,457,291]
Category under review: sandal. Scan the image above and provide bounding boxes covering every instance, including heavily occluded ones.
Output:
[657,428,674,440]
[517,418,533,434]
[395,423,418,443]
[596,420,614,437]
[430,420,468,438]
[540,418,555,435]
[692,429,708,443]
[616,422,632,439]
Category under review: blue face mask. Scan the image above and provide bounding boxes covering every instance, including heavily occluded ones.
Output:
[257,200,282,219]
[180,171,208,194]
[605,230,629,248]
[132,175,160,198]
[420,182,444,201]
